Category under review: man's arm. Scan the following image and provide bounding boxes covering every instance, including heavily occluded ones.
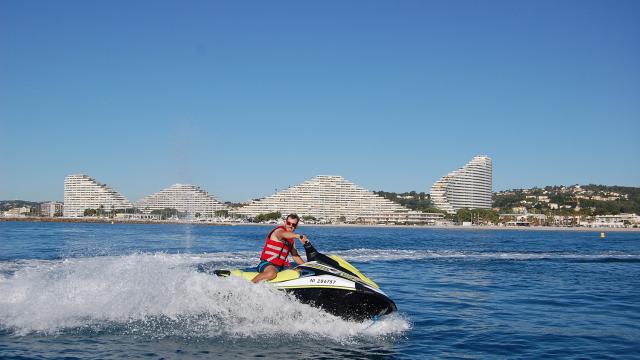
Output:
[273,230,309,265]
[274,229,303,241]
[273,229,309,245]
[290,244,305,265]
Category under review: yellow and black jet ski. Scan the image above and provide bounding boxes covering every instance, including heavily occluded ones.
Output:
[212,242,397,321]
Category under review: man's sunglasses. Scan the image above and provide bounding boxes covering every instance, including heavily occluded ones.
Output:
[286,220,298,228]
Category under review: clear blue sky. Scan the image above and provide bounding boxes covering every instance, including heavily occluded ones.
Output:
[1,1,638,203]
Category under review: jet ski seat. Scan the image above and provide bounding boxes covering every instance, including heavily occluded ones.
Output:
[215,268,301,283]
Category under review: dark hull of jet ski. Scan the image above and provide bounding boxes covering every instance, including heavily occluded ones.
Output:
[283,283,397,321]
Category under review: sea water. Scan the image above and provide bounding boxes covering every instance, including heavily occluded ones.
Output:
[1,222,639,359]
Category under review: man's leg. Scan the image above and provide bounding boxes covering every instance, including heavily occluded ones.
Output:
[252,265,277,283]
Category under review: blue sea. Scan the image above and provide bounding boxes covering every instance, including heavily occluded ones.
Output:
[1,222,639,359]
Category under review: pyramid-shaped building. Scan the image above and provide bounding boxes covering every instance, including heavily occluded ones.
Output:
[233,175,412,223]
[63,174,132,217]
[135,184,229,216]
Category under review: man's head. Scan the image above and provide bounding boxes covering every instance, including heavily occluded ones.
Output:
[284,214,299,230]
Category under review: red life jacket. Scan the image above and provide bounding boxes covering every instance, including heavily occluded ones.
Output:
[259,226,295,267]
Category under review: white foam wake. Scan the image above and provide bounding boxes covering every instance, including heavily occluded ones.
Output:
[0,253,410,340]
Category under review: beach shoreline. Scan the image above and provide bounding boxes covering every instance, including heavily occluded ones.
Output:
[1,216,638,232]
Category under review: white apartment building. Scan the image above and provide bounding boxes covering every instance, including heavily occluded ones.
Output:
[232,175,416,224]
[583,213,640,228]
[40,201,63,217]
[407,210,445,225]
[431,155,493,214]
[134,184,229,217]
[3,207,31,217]
[63,174,132,217]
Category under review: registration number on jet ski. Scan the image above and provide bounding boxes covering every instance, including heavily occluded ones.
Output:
[309,278,336,285]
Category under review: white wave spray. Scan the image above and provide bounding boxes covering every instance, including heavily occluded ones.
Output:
[0,253,410,341]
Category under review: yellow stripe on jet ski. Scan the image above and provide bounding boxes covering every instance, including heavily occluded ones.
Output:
[329,255,380,289]
[231,269,301,283]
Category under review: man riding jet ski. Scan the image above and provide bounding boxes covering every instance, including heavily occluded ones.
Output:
[213,241,397,321]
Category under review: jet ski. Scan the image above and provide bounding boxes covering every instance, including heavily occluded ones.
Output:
[212,242,397,321]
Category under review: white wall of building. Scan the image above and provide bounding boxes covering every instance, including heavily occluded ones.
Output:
[431,155,493,214]
[63,174,132,217]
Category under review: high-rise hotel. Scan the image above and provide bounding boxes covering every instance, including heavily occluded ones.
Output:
[63,174,132,217]
[430,155,493,214]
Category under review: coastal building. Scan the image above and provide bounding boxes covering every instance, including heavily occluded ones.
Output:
[63,174,132,217]
[40,201,63,217]
[232,175,429,224]
[431,155,493,214]
[114,213,162,221]
[407,210,445,225]
[134,184,229,217]
[3,206,31,217]
[499,213,547,226]
[512,206,527,214]
[582,213,640,228]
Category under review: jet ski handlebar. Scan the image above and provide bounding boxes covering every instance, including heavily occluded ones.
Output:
[302,241,352,275]
[303,240,319,261]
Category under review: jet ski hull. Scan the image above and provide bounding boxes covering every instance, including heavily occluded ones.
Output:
[212,265,397,320]
[282,283,397,321]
